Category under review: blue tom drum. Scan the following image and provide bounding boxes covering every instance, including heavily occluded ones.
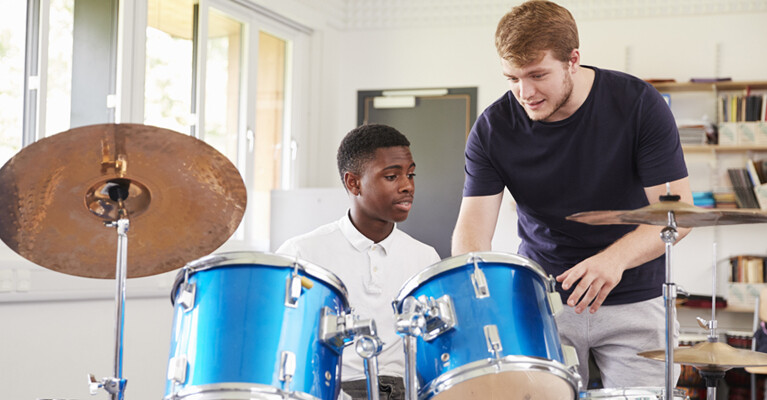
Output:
[393,252,581,399]
[164,251,350,400]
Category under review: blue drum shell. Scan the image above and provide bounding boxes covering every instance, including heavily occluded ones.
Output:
[401,260,565,389]
[164,262,348,399]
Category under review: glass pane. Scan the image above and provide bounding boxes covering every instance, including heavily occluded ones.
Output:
[253,31,287,243]
[204,8,242,165]
[45,0,74,137]
[144,0,194,134]
[0,1,26,165]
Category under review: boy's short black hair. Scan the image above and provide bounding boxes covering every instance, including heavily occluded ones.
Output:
[336,124,410,183]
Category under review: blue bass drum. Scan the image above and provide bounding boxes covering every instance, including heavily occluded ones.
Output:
[394,252,581,399]
[164,251,350,400]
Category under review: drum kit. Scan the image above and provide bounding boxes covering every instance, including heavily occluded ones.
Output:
[3,123,767,400]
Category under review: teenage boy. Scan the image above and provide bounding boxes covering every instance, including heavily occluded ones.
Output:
[277,124,440,400]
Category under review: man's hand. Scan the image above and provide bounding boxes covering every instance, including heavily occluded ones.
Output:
[556,251,626,314]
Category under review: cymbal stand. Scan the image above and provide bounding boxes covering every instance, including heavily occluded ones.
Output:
[659,190,680,400]
[89,194,130,400]
[695,243,725,400]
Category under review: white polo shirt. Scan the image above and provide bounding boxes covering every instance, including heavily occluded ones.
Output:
[276,212,441,381]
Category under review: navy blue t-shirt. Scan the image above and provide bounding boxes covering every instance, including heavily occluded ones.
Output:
[464,66,688,305]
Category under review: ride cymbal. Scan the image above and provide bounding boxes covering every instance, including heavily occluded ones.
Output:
[567,200,767,228]
[0,123,247,279]
[638,341,767,371]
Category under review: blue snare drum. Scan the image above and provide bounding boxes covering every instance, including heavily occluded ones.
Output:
[164,252,350,400]
[394,252,581,399]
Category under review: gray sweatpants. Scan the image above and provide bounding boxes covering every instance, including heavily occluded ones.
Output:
[555,296,681,388]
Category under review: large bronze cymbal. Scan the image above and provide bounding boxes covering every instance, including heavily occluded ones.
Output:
[638,341,767,371]
[0,123,247,279]
[567,200,767,228]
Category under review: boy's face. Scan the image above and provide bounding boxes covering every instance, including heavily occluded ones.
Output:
[348,146,416,225]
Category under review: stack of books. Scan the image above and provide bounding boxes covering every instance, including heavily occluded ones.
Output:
[678,125,708,145]
[713,191,738,209]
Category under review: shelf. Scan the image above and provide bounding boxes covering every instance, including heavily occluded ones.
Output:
[683,144,767,153]
[651,80,767,93]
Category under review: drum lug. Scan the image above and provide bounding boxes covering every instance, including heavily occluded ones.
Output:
[279,351,296,388]
[561,344,579,369]
[178,283,196,312]
[483,324,503,359]
[471,268,490,298]
[469,255,490,298]
[167,355,188,384]
[284,274,303,308]
[547,291,563,316]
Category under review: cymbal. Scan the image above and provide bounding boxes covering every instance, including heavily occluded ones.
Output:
[0,123,247,279]
[567,200,767,228]
[638,341,767,371]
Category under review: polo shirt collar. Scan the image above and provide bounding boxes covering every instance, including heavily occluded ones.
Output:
[340,211,396,255]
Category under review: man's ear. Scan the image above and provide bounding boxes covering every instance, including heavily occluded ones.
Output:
[343,171,361,196]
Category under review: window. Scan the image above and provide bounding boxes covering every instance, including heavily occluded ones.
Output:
[0,1,27,165]
[144,0,195,134]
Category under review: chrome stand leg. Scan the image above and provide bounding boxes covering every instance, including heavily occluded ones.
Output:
[404,336,418,400]
[363,356,380,400]
[89,218,129,399]
[661,212,679,400]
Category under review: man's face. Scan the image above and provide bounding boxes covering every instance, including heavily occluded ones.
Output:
[352,146,415,224]
[501,50,575,122]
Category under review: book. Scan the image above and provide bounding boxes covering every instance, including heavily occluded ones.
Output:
[728,168,760,209]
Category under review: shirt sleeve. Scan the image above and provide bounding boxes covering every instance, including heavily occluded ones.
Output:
[463,112,507,197]
[635,85,689,187]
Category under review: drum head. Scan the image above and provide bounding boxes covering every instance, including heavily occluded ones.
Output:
[432,371,575,400]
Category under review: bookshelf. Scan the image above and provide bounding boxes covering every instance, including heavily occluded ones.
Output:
[651,81,767,323]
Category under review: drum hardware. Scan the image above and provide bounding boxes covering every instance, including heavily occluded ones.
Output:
[483,325,503,359]
[286,260,315,308]
[355,335,385,400]
[469,255,490,298]
[279,351,297,389]
[318,306,385,400]
[0,124,246,400]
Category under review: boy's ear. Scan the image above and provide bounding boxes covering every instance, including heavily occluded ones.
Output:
[343,171,361,196]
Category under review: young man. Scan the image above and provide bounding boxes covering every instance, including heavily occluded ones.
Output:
[277,124,440,400]
[451,0,692,388]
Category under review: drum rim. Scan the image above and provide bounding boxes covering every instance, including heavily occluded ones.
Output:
[165,382,321,400]
[422,354,581,400]
[394,251,548,305]
[579,386,688,399]
[171,251,350,308]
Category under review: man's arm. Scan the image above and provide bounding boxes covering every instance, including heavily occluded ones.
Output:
[556,176,693,314]
[451,192,504,255]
